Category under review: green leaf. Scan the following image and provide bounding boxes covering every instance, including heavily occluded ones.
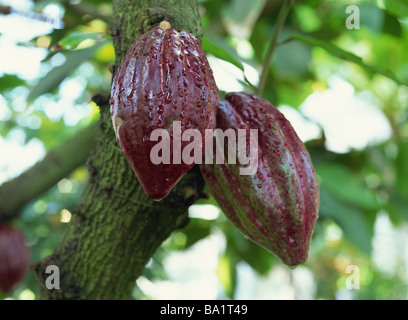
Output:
[316,163,379,211]
[384,0,408,17]
[202,37,244,72]
[0,74,25,92]
[319,188,373,254]
[183,218,213,249]
[217,244,238,299]
[396,140,408,198]
[59,32,106,50]
[27,41,106,102]
[359,3,384,33]
[382,11,402,37]
[291,34,407,86]
[235,238,276,275]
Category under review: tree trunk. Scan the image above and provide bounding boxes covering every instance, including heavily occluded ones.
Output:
[33,0,204,300]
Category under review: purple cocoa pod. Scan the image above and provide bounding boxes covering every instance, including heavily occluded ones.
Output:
[111,23,218,200]
[200,92,319,267]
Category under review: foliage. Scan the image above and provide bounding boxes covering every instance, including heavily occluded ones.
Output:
[0,0,407,300]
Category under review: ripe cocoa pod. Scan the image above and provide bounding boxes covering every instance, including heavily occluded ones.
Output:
[110,23,218,200]
[200,92,319,267]
[0,224,29,293]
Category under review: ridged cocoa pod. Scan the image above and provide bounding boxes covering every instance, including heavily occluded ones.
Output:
[200,92,319,267]
[0,224,29,293]
[110,23,218,200]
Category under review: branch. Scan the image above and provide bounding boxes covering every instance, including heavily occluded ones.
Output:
[257,0,294,97]
[0,123,98,224]
[65,3,111,24]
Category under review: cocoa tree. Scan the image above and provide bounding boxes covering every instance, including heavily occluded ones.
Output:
[31,0,205,300]
[1,0,407,301]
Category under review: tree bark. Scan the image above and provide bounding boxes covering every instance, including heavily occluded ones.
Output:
[33,0,204,300]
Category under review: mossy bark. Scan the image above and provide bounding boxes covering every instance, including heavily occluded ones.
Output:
[33,0,204,300]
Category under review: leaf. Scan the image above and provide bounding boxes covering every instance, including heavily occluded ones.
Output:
[183,218,213,249]
[359,3,384,33]
[384,0,408,17]
[316,163,379,211]
[382,11,402,37]
[59,32,106,49]
[291,34,407,86]
[235,238,276,275]
[201,37,244,72]
[27,41,106,102]
[396,140,408,198]
[216,244,238,299]
[319,188,373,254]
[0,74,25,91]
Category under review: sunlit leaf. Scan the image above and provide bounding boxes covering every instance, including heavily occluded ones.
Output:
[202,37,244,72]
[59,32,106,49]
[292,34,407,86]
[216,246,237,299]
[27,41,106,102]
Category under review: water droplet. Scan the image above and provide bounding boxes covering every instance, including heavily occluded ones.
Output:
[288,237,295,247]
[180,111,185,119]
[257,172,264,180]
[172,103,178,110]
[274,150,281,156]
[197,101,202,108]
[143,136,150,146]
[164,178,172,187]
[110,98,114,104]
[157,105,164,114]
[257,183,262,188]
[152,53,157,59]
[165,92,172,104]
[196,74,202,81]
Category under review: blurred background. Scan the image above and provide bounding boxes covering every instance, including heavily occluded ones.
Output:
[0,0,407,300]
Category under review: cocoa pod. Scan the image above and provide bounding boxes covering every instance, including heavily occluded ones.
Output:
[200,92,319,267]
[0,224,29,293]
[110,23,218,200]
